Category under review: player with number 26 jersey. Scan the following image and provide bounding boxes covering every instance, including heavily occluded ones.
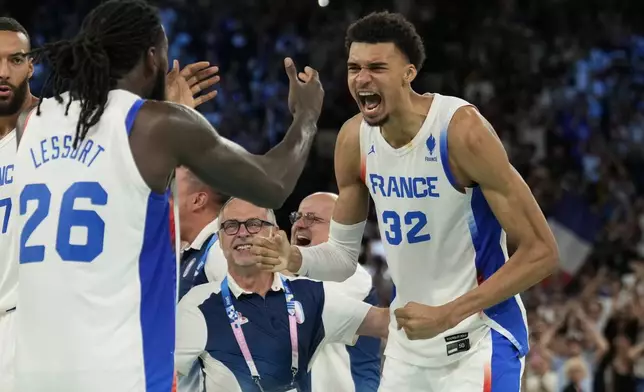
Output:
[10,91,175,392]
[360,93,528,367]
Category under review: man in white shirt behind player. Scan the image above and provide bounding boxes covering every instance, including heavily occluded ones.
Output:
[290,192,382,392]
[250,11,559,392]
[0,17,38,392]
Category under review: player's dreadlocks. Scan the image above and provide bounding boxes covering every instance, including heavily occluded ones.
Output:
[29,0,163,148]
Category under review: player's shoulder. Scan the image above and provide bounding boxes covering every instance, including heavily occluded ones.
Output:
[433,92,472,107]
[449,105,495,150]
[132,100,201,148]
[336,113,363,151]
[138,100,213,145]
[137,100,189,124]
[442,102,504,172]
[340,113,363,132]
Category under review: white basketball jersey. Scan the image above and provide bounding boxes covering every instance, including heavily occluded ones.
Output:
[12,90,175,392]
[359,93,528,367]
[0,130,17,313]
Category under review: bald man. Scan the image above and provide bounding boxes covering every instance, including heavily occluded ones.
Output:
[290,192,382,392]
[176,198,388,392]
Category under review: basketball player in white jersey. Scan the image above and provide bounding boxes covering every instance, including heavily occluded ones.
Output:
[0,17,39,392]
[250,11,559,391]
[10,1,323,391]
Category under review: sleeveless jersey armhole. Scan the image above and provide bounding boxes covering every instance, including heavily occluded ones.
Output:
[438,103,480,194]
[358,121,368,185]
[125,99,145,136]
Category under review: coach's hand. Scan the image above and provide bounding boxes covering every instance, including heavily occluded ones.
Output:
[166,60,220,108]
[250,230,291,273]
[394,302,455,340]
[284,57,324,119]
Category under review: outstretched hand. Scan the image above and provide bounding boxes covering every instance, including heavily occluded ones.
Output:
[166,60,220,108]
[284,57,324,119]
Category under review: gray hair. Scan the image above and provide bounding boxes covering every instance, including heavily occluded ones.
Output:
[218,198,277,229]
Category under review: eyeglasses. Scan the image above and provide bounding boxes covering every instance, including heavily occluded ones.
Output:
[220,218,275,236]
[289,211,326,228]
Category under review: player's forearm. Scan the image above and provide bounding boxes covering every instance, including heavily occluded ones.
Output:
[288,243,358,281]
[263,112,318,202]
[287,220,365,281]
[448,242,558,327]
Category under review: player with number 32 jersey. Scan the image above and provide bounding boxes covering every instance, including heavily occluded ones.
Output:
[250,12,559,392]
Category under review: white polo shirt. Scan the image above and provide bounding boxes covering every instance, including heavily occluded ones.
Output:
[310,264,382,392]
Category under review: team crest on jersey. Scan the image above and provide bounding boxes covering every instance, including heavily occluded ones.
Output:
[425,134,437,162]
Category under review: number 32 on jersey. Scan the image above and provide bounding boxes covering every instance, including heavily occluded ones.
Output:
[382,210,430,245]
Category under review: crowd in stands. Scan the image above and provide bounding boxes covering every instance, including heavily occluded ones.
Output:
[12,0,644,390]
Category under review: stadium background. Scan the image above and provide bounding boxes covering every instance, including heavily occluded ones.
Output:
[4,0,644,390]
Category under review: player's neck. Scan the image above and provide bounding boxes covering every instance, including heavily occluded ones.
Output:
[380,93,431,148]
[380,112,425,148]
[229,268,274,297]
[0,93,37,139]
[115,73,150,98]
[0,115,17,139]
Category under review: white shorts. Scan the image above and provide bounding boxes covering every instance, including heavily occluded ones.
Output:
[379,329,525,392]
[0,309,16,392]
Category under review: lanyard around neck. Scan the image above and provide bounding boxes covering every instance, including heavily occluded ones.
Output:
[192,233,218,278]
[220,276,299,391]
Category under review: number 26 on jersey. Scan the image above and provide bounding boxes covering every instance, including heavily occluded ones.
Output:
[382,210,431,245]
[19,181,107,263]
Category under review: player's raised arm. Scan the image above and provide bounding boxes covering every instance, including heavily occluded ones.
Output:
[250,115,370,281]
[445,106,558,327]
[159,58,323,210]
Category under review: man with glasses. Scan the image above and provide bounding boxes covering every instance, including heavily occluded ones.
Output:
[290,192,382,392]
[175,197,389,392]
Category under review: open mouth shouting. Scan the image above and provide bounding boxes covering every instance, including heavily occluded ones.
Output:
[357,91,382,116]
[293,230,311,246]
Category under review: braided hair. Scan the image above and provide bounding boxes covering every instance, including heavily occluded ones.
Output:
[30,0,163,148]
